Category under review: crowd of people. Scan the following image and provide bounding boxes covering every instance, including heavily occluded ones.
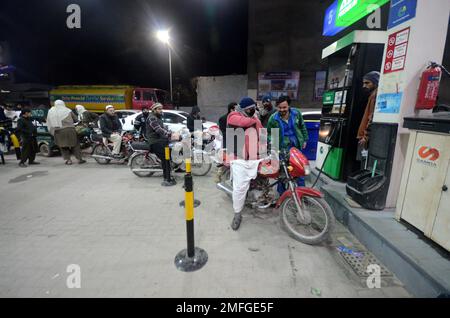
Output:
[1,95,311,230]
[1,71,380,232]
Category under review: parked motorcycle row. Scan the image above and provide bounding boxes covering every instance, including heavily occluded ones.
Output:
[84,123,216,177]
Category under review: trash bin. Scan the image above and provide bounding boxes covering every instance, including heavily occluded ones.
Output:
[345,123,398,210]
[304,120,320,160]
[346,170,388,210]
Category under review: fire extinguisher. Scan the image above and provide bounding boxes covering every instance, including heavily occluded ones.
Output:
[415,62,443,110]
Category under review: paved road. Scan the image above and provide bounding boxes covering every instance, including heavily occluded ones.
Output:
[0,154,411,297]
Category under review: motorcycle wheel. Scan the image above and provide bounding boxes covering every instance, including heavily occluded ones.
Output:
[92,144,111,165]
[191,161,212,176]
[178,159,212,176]
[130,153,156,177]
[280,195,335,245]
[39,143,53,157]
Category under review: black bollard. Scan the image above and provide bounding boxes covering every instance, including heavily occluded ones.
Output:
[175,158,208,272]
[161,145,176,187]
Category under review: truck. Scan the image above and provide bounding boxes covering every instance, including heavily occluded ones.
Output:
[49,85,174,113]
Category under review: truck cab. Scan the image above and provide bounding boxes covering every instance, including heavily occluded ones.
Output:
[132,88,174,110]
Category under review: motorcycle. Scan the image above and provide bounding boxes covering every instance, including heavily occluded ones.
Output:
[129,128,213,177]
[0,119,21,163]
[91,131,140,164]
[216,147,335,245]
[75,122,97,150]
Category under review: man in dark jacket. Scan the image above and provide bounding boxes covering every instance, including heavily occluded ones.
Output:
[258,95,276,127]
[187,106,203,133]
[0,105,7,121]
[16,109,39,167]
[146,103,179,186]
[99,105,123,158]
[133,106,150,139]
[218,102,237,148]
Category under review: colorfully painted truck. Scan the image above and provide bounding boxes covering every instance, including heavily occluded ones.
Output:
[49,85,174,112]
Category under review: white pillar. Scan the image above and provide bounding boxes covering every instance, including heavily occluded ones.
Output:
[373,0,450,208]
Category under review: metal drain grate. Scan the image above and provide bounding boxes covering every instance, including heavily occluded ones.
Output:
[339,251,392,277]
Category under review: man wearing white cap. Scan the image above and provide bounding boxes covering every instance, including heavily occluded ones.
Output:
[146,103,179,185]
[99,105,123,158]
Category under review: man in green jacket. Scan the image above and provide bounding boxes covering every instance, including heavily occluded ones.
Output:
[267,95,309,192]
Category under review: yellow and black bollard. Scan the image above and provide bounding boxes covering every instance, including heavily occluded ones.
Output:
[161,145,176,187]
[175,158,208,272]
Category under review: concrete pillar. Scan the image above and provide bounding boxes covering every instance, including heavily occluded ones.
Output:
[372,0,450,207]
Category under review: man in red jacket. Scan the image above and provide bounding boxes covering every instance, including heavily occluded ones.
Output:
[226,97,264,230]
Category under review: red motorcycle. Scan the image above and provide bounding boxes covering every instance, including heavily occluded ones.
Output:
[216,147,335,245]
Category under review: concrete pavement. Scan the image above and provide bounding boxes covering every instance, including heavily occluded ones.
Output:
[0,154,411,297]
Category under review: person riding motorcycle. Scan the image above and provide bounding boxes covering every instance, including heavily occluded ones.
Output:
[226,97,264,231]
[99,105,123,159]
[75,105,99,127]
[145,103,180,186]
[134,106,150,140]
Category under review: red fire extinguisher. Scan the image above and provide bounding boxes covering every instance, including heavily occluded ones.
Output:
[415,62,442,110]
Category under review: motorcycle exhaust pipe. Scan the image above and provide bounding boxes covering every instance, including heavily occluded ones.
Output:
[131,168,163,173]
[91,155,113,160]
[216,182,233,197]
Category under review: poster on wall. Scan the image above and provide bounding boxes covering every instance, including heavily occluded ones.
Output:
[375,27,410,115]
[313,71,327,101]
[383,27,410,74]
[376,64,406,114]
[257,71,300,101]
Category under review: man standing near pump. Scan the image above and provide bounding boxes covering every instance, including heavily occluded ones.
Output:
[267,95,309,194]
[357,71,380,152]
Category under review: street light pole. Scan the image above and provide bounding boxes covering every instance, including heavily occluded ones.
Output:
[168,43,173,104]
[156,30,174,107]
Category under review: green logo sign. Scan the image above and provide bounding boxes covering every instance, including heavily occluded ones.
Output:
[336,0,389,27]
[323,91,336,105]
[398,5,407,17]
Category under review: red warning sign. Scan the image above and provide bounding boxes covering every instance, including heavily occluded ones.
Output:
[384,27,410,74]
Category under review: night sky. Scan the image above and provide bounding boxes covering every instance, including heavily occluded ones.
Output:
[0,0,249,88]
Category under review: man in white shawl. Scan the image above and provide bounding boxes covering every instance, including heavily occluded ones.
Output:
[47,100,86,165]
[75,104,99,127]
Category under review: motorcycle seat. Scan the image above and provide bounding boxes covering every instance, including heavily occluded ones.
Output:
[91,133,104,143]
[132,142,151,151]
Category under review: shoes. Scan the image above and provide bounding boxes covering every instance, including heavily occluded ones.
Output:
[65,160,73,165]
[18,162,27,168]
[28,162,40,165]
[161,178,177,187]
[231,213,242,231]
[113,154,124,159]
[79,159,87,164]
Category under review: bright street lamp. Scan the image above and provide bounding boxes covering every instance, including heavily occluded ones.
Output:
[156,30,173,104]
[156,30,170,44]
